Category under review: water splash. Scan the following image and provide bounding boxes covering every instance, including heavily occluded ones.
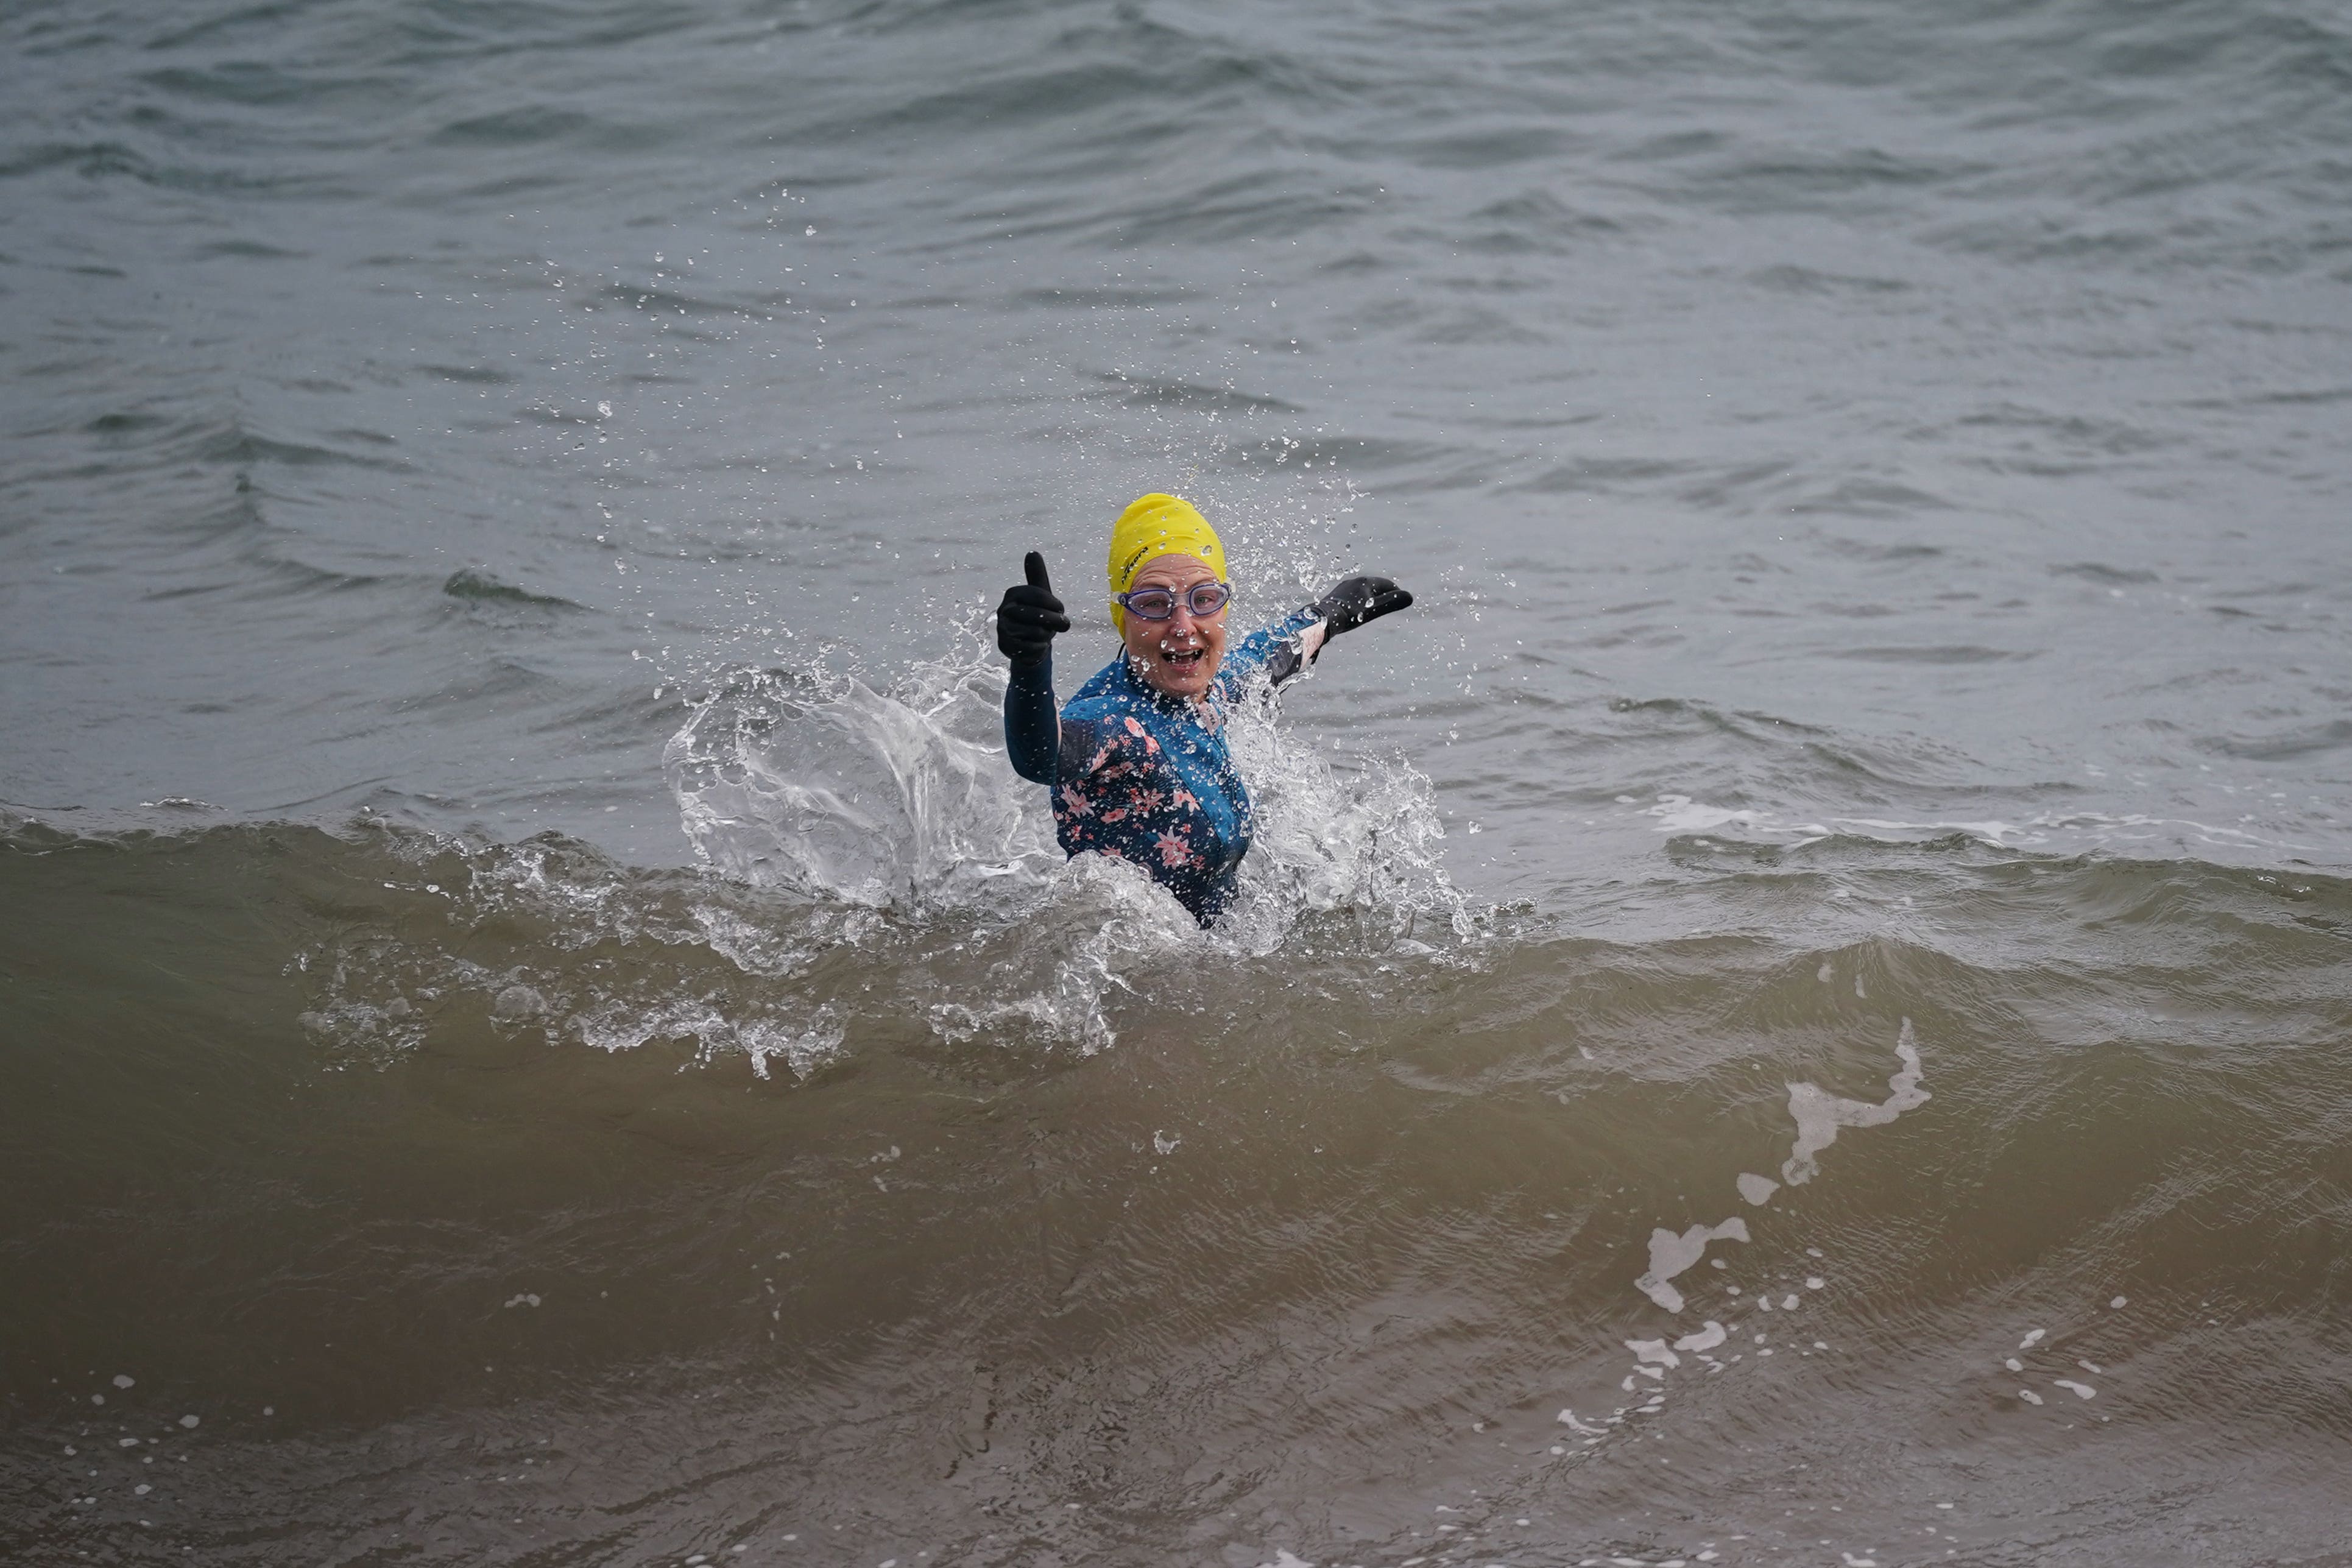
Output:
[664,657,1054,909]
[1216,677,1475,954]
[663,648,1476,950]
[291,648,1480,1079]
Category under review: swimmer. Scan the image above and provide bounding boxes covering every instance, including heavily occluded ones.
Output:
[996,492,1413,924]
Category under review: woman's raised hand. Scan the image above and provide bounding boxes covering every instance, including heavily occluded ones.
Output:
[995,551,1070,668]
[1311,574,1413,636]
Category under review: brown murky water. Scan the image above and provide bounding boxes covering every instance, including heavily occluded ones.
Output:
[8,820,2351,1564]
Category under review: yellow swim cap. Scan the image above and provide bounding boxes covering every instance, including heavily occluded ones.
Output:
[1106,493,1226,635]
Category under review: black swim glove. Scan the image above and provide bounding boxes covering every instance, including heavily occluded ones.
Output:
[995,551,1070,669]
[1310,574,1413,636]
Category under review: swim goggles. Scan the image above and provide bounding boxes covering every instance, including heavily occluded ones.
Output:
[1114,582,1231,621]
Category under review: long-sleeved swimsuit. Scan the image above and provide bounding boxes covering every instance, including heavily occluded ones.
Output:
[1005,608,1321,923]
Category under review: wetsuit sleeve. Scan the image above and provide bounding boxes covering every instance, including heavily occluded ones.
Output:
[1008,657,1115,787]
[1218,606,1325,697]
[1004,653,1061,783]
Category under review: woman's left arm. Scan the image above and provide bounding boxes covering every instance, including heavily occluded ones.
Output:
[1224,575,1414,692]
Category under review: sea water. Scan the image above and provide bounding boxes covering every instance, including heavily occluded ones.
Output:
[4,0,2350,1562]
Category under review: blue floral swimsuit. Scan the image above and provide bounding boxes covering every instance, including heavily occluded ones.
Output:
[1004,608,1320,923]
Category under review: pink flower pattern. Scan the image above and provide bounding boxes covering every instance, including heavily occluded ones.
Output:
[1036,606,1321,923]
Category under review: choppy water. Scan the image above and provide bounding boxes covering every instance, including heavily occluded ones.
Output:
[5,0,2351,1563]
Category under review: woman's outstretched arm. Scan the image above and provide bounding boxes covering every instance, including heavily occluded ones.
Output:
[1231,574,1415,692]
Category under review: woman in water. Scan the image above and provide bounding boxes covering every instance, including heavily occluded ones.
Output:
[995,492,1413,923]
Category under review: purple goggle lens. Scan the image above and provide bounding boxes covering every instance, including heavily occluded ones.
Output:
[1117,582,1231,621]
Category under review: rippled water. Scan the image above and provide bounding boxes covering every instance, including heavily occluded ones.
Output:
[5,0,2351,1562]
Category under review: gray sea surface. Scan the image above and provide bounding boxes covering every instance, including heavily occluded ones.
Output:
[4,0,2351,1564]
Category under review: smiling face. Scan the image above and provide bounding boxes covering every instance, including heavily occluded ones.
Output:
[1119,553,1228,702]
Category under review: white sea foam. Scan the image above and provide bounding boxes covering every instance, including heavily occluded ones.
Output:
[1636,1218,1751,1313]
[1673,1321,1728,1354]
[1643,795,1767,835]
[1636,793,2309,862]
[1781,1019,1930,1185]
[573,998,846,1080]
[1736,1172,1779,1206]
